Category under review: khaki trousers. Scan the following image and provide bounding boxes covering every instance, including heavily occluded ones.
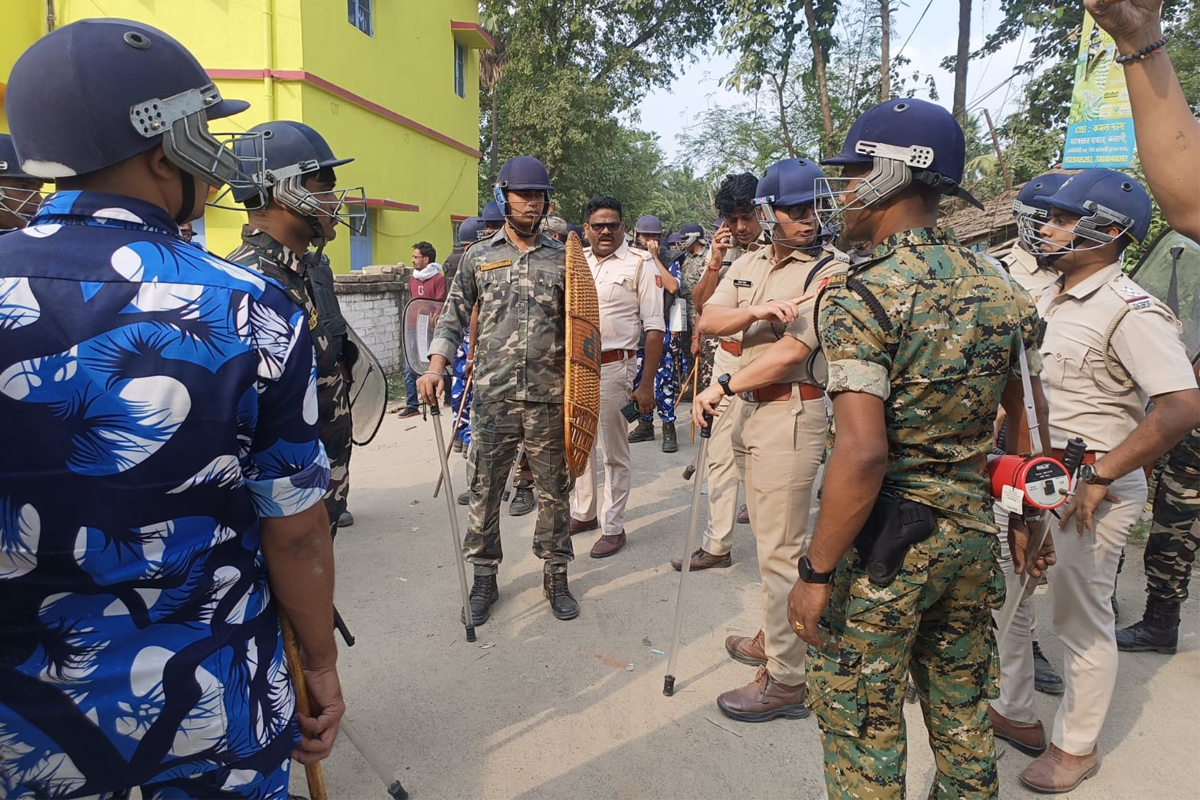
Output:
[991,503,1040,724]
[571,358,637,537]
[993,469,1146,755]
[731,394,827,685]
[700,346,742,556]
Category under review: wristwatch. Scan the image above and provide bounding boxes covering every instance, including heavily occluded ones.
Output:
[1078,463,1114,486]
[718,373,735,397]
[798,555,834,584]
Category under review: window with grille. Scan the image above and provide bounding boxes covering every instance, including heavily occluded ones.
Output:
[454,42,466,98]
[348,0,372,36]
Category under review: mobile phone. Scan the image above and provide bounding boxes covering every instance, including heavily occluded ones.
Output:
[621,400,641,423]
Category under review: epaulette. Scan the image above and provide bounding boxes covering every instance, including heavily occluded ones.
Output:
[1106,274,1159,312]
[814,270,894,335]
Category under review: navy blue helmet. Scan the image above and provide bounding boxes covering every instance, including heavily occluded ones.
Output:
[822,98,982,213]
[1035,169,1153,256]
[458,216,485,243]
[6,19,258,195]
[492,156,553,234]
[1013,172,1071,250]
[635,215,663,236]
[755,158,835,249]
[481,200,505,225]
[0,134,38,180]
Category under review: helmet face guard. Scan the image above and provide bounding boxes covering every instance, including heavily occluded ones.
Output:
[1025,201,1135,267]
[1013,199,1050,252]
[0,184,44,225]
[818,141,935,231]
[753,196,831,252]
[131,84,266,197]
[268,161,366,235]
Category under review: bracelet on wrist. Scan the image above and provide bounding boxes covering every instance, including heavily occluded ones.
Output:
[1115,33,1169,64]
[422,370,442,377]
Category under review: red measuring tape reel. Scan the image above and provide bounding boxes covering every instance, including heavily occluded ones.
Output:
[987,454,1072,511]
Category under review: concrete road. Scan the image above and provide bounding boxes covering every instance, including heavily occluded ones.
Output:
[296,407,1199,799]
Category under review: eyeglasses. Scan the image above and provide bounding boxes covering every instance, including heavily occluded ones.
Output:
[588,221,623,232]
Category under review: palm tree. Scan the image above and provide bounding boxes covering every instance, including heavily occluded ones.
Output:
[479,15,508,181]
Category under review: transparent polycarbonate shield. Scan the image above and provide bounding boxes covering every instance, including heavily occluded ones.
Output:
[346,323,387,446]
[403,297,446,374]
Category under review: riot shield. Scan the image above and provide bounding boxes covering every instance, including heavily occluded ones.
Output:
[1129,229,1200,362]
[403,298,446,375]
[346,323,387,446]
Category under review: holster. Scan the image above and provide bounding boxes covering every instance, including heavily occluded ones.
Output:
[853,494,937,587]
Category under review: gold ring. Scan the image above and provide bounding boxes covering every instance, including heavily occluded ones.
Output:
[793,621,805,631]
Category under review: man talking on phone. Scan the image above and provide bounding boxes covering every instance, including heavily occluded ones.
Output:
[568,196,665,558]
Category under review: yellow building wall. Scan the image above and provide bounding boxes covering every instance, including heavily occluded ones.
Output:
[0,0,482,271]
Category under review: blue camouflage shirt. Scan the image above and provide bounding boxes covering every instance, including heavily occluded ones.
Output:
[0,192,329,797]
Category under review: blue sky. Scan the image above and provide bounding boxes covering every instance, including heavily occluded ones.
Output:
[638,0,1034,162]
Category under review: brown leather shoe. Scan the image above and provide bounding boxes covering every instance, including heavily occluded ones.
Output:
[989,706,1047,757]
[670,548,732,572]
[716,665,810,722]
[569,517,598,536]
[1019,744,1100,793]
[724,629,766,666]
[589,531,626,558]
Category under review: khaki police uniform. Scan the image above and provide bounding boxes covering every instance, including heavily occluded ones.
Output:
[570,242,664,537]
[700,243,761,557]
[1005,244,1054,293]
[994,263,1196,756]
[708,245,846,685]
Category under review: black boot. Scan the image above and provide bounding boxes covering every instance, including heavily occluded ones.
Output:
[628,419,654,443]
[461,574,499,626]
[661,421,678,453]
[509,484,536,516]
[1116,599,1180,654]
[544,572,579,620]
[1032,640,1064,695]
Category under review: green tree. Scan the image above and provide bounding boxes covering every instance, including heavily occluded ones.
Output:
[478,0,725,212]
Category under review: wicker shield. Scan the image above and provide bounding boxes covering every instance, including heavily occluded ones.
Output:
[564,231,601,477]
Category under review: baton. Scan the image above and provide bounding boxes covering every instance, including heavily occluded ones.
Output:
[502,440,526,503]
[434,370,473,498]
[341,717,409,800]
[688,358,701,444]
[280,613,328,800]
[426,402,477,642]
[664,412,713,696]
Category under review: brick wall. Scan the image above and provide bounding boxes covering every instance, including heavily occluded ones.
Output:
[334,272,409,374]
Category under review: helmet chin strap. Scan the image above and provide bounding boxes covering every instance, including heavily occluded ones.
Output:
[175,172,196,226]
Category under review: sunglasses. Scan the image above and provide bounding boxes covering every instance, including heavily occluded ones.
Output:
[588,221,622,232]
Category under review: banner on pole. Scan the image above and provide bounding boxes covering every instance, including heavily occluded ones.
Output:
[1062,12,1136,169]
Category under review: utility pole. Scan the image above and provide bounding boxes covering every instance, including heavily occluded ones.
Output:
[880,0,890,101]
[983,109,1012,190]
[953,0,971,124]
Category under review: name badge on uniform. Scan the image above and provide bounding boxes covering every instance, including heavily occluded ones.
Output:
[481,259,512,272]
[734,279,753,288]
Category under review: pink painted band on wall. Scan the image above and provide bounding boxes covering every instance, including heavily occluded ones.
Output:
[206,68,483,158]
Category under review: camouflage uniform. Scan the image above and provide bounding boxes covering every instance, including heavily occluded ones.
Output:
[227,228,353,537]
[635,256,688,423]
[429,228,574,575]
[810,228,1041,799]
[678,249,712,394]
[1144,428,1200,603]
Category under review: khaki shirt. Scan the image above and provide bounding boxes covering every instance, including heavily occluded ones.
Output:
[587,241,665,351]
[1037,262,1196,453]
[709,245,849,383]
[1006,245,1055,293]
